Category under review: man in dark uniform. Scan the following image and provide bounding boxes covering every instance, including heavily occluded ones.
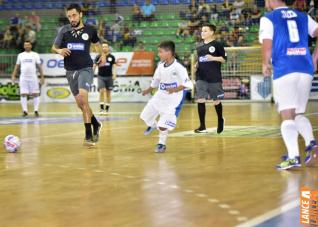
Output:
[52,3,105,147]
[93,42,117,114]
[195,24,227,134]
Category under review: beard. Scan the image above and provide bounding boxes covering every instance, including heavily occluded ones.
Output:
[71,21,81,28]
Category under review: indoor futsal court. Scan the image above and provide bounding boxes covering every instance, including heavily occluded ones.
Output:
[0,102,318,227]
[1,0,318,227]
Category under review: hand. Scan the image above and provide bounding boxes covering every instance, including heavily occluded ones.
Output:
[40,77,45,85]
[112,76,117,80]
[167,87,177,94]
[262,63,272,77]
[98,54,106,66]
[58,48,71,57]
[142,88,151,96]
[205,55,215,61]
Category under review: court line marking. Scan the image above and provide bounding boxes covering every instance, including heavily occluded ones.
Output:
[235,199,299,227]
[40,112,140,115]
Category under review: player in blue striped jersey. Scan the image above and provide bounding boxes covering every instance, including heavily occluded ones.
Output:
[260,0,318,170]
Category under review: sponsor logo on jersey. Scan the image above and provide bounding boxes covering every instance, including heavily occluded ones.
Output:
[47,87,71,99]
[108,57,113,62]
[159,82,178,90]
[67,43,85,51]
[286,48,306,56]
[22,59,33,63]
[199,56,208,62]
[209,46,216,53]
[81,33,89,41]
[281,10,297,19]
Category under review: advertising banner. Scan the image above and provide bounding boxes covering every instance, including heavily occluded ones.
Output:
[40,52,154,76]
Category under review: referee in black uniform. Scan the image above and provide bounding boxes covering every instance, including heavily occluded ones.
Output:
[52,4,105,146]
[195,24,226,134]
[93,42,117,114]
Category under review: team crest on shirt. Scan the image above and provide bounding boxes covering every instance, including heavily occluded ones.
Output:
[209,46,216,53]
[107,57,113,62]
[81,33,89,41]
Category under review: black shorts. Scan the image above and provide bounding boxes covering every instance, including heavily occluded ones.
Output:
[196,80,224,101]
[98,76,113,91]
[66,67,94,96]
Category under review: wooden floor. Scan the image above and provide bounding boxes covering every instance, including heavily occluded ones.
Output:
[0,102,317,227]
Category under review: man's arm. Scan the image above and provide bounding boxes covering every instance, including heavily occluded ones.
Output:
[51,27,71,57]
[11,64,20,82]
[93,43,106,65]
[36,64,45,85]
[259,16,274,77]
[308,15,318,72]
[262,39,272,77]
[112,64,117,80]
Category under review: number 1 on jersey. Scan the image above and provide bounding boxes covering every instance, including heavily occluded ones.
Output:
[287,20,300,43]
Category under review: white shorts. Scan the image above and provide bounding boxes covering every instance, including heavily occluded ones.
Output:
[140,101,177,131]
[273,73,312,113]
[19,79,40,95]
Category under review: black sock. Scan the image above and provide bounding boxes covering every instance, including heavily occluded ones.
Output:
[198,103,206,129]
[100,103,104,111]
[105,104,110,111]
[215,103,223,121]
[85,123,93,139]
[91,115,100,133]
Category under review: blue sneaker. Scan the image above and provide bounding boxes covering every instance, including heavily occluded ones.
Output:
[155,144,166,153]
[144,125,156,136]
[276,158,301,170]
[281,154,301,163]
[304,140,318,166]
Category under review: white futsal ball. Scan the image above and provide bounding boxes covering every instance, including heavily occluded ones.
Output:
[3,135,21,153]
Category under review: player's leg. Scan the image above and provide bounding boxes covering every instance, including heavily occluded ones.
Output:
[19,79,29,117]
[98,77,106,114]
[294,74,318,166]
[210,82,225,134]
[79,68,102,143]
[105,77,114,112]
[156,111,177,153]
[140,102,159,135]
[195,80,208,133]
[275,74,301,170]
[30,79,41,117]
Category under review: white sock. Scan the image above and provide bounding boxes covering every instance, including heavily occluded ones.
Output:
[295,115,315,146]
[20,96,28,112]
[281,120,299,159]
[158,129,168,145]
[33,96,40,112]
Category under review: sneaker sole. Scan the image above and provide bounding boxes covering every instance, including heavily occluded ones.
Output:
[305,147,318,167]
[155,149,166,153]
[83,141,96,147]
[194,130,208,133]
[276,164,301,170]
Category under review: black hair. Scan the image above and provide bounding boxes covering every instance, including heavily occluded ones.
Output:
[158,40,176,57]
[66,3,82,13]
[202,23,217,33]
[24,40,32,44]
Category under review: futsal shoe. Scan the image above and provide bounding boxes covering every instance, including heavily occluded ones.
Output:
[276,158,301,170]
[155,144,166,153]
[22,111,28,117]
[304,141,318,166]
[34,111,40,117]
[144,125,156,136]
[217,118,225,134]
[99,110,106,115]
[281,155,301,164]
[83,138,96,147]
[93,122,103,143]
[194,126,207,133]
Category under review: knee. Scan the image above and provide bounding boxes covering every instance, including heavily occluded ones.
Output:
[76,95,87,109]
[197,99,206,103]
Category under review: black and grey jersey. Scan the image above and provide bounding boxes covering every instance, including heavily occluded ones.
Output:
[53,24,100,71]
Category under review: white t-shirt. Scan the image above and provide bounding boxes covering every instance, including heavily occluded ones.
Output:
[150,59,193,110]
[16,51,41,80]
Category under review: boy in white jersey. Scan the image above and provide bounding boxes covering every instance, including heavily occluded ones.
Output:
[140,41,193,153]
[12,40,44,117]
